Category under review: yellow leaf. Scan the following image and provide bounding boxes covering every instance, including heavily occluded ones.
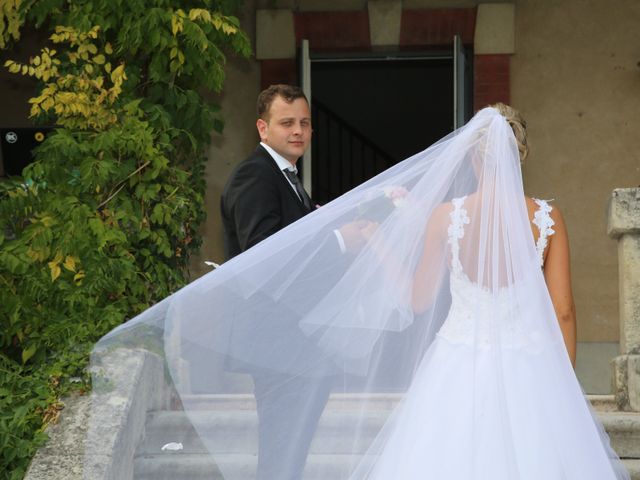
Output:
[49,263,61,281]
[93,54,105,65]
[171,15,182,36]
[104,62,112,74]
[110,64,126,83]
[63,255,77,272]
[4,60,13,67]
[9,63,21,73]
[105,42,113,54]
[223,24,237,35]
[74,271,85,285]
[40,215,56,227]
[21,65,28,75]
[170,47,177,60]
[84,63,94,74]
[42,97,55,111]
[87,44,98,54]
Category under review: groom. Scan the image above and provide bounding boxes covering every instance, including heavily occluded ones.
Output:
[221,84,372,480]
[221,84,315,258]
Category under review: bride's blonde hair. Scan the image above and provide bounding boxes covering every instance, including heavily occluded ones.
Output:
[490,102,529,161]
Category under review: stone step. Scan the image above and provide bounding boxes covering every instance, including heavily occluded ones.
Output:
[139,409,389,455]
[136,394,640,479]
[134,453,640,480]
[602,412,640,458]
[626,460,640,480]
[179,393,618,411]
[138,407,640,459]
[134,453,364,480]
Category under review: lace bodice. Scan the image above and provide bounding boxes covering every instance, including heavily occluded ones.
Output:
[532,198,555,267]
[437,197,555,347]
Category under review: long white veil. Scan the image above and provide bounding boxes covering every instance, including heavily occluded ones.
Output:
[84,107,628,479]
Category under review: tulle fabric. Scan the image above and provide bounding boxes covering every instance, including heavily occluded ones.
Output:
[85,108,628,479]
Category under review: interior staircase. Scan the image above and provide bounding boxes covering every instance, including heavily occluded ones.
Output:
[133,394,640,480]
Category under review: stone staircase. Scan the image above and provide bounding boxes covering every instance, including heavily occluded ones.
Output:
[133,394,640,480]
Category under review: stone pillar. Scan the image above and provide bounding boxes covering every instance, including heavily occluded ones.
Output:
[608,187,640,411]
[473,3,515,111]
[368,0,402,49]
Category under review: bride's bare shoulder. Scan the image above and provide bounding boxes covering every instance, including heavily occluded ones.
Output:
[425,200,458,233]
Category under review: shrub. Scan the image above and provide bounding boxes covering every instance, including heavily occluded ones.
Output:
[0,1,250,477]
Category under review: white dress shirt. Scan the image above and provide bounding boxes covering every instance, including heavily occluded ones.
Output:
[260,142,302,201]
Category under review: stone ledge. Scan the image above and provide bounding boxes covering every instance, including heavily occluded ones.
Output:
[608,187,640,238]
[25,348,168,480]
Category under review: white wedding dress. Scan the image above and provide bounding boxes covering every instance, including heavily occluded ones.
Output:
[349,197,628,480]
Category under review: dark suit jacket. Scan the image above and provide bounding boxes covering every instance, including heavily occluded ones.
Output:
[221,145,313,259]
[219,145,346,376]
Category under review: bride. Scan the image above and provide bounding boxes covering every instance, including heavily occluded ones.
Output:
[86,105,629,479]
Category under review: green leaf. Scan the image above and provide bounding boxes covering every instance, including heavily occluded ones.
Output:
[0,3,250,473]
[21,345,37,364]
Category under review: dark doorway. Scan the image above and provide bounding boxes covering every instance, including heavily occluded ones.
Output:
[310,55,470,205]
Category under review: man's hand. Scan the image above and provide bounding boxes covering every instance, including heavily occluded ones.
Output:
[338,220,378,252]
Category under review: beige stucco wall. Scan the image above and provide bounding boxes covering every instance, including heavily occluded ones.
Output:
[189,0,262,279]
[511,0,640,342]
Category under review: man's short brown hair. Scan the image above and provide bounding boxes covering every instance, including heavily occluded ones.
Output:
[257,84,308,121]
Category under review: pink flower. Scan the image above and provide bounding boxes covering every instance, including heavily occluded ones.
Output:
[383,186,409,207]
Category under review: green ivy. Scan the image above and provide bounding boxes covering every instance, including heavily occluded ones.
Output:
[0,1,250,477]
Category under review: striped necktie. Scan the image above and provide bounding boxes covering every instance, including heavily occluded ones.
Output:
[283,169,312,210]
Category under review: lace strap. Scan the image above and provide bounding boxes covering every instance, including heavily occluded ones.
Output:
[532,198,555,267]
[448,196,470,274]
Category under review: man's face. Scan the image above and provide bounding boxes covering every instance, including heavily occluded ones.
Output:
[257,96,312,165]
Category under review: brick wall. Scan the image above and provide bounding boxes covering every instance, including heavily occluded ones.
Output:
[474,54,510,111]
[259,7,510,113]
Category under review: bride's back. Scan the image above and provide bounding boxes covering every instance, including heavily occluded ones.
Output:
[450,193,554,289]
